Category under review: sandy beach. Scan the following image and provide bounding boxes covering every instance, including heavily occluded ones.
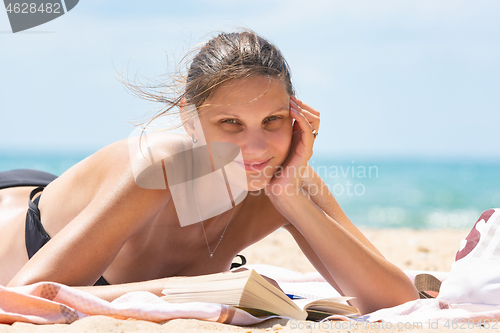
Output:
[0,227,471,332]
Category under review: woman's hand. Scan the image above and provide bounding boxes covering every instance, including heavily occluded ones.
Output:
[265,96,320,204]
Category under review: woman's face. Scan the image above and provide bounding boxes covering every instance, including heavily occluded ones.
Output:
[197,76,293,191]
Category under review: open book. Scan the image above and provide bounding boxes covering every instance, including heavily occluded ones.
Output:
[161,269,359,321]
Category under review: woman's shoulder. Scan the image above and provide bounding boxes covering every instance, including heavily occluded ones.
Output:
[37,137,175,240]
[45,133,188,207]
[74,133,191,183]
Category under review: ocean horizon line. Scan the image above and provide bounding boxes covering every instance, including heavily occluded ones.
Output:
[2,148,500,163]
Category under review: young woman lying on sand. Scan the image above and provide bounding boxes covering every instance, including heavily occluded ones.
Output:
[0,30,418,314]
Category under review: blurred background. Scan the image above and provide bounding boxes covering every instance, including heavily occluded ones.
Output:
[1,0,499,228]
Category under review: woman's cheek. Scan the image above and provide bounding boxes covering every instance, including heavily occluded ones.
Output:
[274,134,292,165]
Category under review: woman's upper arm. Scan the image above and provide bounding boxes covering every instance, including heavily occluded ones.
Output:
[7,169,168,287]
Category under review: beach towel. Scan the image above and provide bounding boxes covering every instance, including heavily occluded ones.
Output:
[0,281,278,325]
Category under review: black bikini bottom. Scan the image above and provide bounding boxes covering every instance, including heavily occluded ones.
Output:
[27,186,111,286]
[2,169,246,285]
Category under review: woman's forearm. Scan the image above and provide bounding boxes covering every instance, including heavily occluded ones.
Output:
[76,278,166,302]
[274,190,418,314]
[300,165,385,258]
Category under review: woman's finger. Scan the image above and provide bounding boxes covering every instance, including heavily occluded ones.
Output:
[290,99,320,130]
[290,106,314,151]
[291,95,320,116]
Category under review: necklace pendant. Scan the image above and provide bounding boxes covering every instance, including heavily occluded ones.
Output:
[201,205,235,260]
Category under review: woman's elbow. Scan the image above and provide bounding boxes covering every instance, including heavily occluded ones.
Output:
[361,278,419,314]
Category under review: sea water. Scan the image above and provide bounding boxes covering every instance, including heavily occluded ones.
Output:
[1,151,499,229]
[310,156,500,229]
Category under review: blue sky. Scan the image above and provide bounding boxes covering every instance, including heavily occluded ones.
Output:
[1,0,499,159]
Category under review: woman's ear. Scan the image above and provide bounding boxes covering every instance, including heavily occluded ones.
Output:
[180,99,206,146]
[180,98,196,135]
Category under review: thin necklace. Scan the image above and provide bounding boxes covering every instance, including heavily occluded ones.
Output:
[191,141,236,258]
[200,205,235,258]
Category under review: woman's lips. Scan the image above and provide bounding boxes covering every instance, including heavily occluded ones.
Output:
[235,159,271,171]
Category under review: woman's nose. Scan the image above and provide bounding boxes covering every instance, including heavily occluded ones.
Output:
[239,129,268,157]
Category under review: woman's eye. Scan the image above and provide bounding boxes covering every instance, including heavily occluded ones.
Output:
[221,119,239,125]
[265,116,279,123]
